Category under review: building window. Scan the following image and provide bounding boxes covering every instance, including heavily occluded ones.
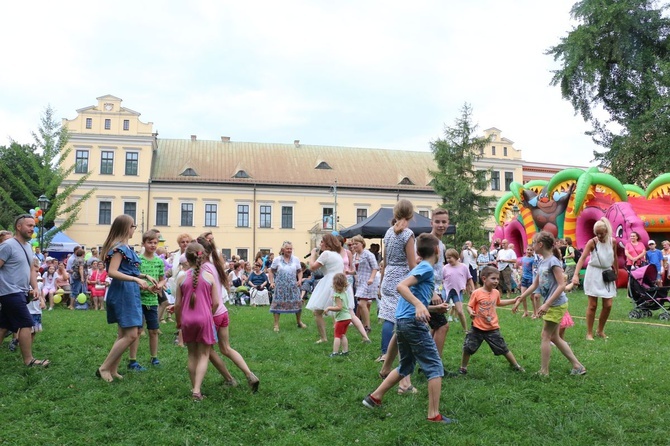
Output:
[491,146,496,156]
[237,204,249,228]
[322,207,334,230]
[357,208,368,223]
[221,249,231,261]
[503,147,508,156]
[123,202,137,222]
[123,120,129,131]
[205,204,217,227]
[104,119,111,130]
[281,206,293,229]
[156,203,168,226]
[259,205,272,228]
[418,210,430,218]
[504,172,514,191]
[100,151,114,175]
[491,171,500,191]
[75,150,89,173]
[98,201,112,225]
[125,152,138,176]
[181,203,194,226]
[85,118,92,129]
[236,249,248,261]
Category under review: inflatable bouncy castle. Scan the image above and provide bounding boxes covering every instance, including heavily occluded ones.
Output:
[493,168,670,288]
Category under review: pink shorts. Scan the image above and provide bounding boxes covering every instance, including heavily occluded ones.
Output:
[213,312,230,329]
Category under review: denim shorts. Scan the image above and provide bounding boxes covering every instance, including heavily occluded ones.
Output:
[446,289,463,303]
[141,305,160,330]
[520,277,533,288]
[396,318,444,380]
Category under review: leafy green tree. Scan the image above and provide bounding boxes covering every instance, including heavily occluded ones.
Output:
[430,103,492,248]
[546,0,670,186]
[0,106,94,244]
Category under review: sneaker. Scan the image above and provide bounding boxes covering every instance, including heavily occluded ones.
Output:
[362,394,382,409]
[447,316,454,322]
[458,367,467,375]
[340,351,349,356]
[128,361,147,372]
[8,339,18,352]
[151,358,161,366]
[329,352,340,358]
[570,366,587,376]
[428,414,458,424]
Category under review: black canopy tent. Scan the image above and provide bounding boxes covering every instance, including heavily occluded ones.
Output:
[339,208,455,238]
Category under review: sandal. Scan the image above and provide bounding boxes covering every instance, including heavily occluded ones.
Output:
[397,385,418,395]
[374,355,386,363]
[27,359,50,368]
[315,339,327,344]
[378,371,389,380]
[192,392,205,402]
[247,373,260,393]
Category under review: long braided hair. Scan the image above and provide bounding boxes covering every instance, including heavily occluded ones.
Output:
[196,235,229,289]
[185,242,205,309]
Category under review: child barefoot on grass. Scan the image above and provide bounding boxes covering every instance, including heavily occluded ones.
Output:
[325,273,351,357]
[514,231,586,376]
[459,266,524,375]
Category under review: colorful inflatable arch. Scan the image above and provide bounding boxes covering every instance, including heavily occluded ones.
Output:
[493,170,670,288]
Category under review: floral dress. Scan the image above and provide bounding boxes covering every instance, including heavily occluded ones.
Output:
[354,249,380,300]
[378,227,414,324]
[105,244,142,328]
[270,255,302,314]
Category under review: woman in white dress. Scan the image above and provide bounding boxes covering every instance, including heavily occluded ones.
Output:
[571,217,618,340]
[306,234,347,343]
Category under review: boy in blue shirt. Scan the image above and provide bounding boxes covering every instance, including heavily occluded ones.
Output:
[646,240,664,284]
[363,233,455,424]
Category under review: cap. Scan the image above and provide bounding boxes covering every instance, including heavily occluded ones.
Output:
[648,240,656,246]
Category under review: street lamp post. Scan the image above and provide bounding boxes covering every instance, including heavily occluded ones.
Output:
[37,194,50,253]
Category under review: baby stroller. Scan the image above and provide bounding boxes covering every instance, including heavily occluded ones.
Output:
[627,264,670,320]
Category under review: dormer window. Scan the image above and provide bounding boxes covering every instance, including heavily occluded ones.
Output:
[180,168,198,177]
[233,170,250,178]
[399,177,414,185]
[315,161,332,170]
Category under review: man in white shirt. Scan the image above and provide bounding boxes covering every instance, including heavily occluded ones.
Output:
[460,241,479,284]
[496,239,517,298]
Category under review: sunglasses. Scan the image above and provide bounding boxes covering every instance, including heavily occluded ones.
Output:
[14,214,34,226]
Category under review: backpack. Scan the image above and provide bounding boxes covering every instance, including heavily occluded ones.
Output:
[573,247,582,264]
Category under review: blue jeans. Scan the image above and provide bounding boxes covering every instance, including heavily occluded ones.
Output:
[396,318,444,380]
[381,320,395,354]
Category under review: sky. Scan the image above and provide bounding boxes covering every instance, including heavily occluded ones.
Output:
[0,0,599,167]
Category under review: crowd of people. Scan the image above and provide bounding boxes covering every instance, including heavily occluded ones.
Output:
[4,204,670,422]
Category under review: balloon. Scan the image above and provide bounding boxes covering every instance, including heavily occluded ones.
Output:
[33,227,39,234]
[35,207,40,212]
[53,294,62,304]
[29,209,36,216]
[77,293,87,304]
[31,240,38,247]
[38,216,43,221]
[55,288,64,295]
[31,233,37,239]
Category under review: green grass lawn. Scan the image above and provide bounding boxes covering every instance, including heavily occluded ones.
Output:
[1,288,669,446]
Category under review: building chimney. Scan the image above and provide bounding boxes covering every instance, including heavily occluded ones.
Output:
[221,136,230,142]
[294,139,300,148]
[191,135,197,142]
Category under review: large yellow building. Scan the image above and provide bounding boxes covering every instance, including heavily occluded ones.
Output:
[59,95,524,258]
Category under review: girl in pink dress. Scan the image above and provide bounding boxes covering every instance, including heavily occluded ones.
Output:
[89,262,108,310]
[175,242,220,401]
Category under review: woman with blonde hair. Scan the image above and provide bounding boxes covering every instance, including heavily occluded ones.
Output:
[268,241,305,332]
[351,234,380,332]
[571,217,618,340]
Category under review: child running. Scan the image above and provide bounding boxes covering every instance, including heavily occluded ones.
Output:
[363,233,455,425]
[128,230,166,370]
[175,242,220,401]
[459,266,524,375]
[325,273,352,357]
[514,231,586,376]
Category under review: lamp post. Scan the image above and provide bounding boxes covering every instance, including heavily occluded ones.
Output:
[37,194,50,253]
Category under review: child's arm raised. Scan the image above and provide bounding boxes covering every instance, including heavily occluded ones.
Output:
[397,275,430,321]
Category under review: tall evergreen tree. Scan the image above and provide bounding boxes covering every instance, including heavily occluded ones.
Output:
[430,103,492,248]
[546,0,670,186]
[0,106,94,243]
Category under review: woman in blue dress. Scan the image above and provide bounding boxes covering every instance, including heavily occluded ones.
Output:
[97,215,156,382]
[268,241,305,332]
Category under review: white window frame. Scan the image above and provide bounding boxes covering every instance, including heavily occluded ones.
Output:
[259,203,273,229]
[204,203,218,227]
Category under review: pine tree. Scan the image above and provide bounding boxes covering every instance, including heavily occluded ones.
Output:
[430,103,492,248]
